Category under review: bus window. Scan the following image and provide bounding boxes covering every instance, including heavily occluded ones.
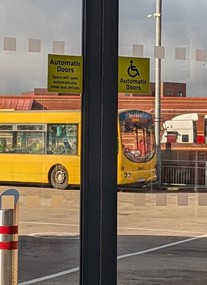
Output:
[0,131,13,152]
[47,124,78,155]
[16,130,45,154]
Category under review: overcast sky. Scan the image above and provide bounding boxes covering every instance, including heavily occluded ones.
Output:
[0,0,207,96]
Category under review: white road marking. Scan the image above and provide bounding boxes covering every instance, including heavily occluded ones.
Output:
[117,233,207,260]
[19,267,79,285]
[118,226,205,235]
[20,221,79,227]
[20,222,204,236]
[19,233,207,285]
[28,232,79,240]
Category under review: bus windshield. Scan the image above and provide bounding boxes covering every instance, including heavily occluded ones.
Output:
[119,110,156,163]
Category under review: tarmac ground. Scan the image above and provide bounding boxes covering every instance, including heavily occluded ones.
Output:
[0,185,207,285]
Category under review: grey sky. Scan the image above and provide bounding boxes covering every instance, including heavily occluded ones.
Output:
[0,0,207,96]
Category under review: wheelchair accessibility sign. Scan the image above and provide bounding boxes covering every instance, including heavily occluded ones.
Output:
[118,57,150,94]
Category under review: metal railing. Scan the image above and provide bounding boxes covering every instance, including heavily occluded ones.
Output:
[161,160,207,188]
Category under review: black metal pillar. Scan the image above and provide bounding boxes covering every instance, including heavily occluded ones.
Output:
[80,0,118,284]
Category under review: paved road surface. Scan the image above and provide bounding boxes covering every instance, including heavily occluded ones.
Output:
[0,185,207,284]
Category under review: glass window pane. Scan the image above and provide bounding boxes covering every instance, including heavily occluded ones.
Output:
[1,0,207,284]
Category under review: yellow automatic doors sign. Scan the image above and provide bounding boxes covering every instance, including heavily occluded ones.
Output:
[118,57,150,94]
[48,54,83,93]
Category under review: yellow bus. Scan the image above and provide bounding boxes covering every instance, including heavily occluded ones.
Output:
[0,109,157,189]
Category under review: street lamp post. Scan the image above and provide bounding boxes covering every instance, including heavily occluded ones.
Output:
[147,0,162,186]
[155,0,162,186]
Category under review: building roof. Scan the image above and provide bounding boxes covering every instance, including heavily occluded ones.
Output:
[0,97,34,110]
[0,94,207,135]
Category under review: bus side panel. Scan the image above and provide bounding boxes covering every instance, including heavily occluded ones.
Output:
[74,165,80,184]
[0,155,13,181]
[11,155,80,185]
[13,155,46,183]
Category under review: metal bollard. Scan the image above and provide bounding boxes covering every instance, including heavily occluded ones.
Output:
[0,189,19,285]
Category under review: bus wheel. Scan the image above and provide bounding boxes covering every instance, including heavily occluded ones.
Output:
[50,165,68,190]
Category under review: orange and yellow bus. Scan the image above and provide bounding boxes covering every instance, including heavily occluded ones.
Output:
[0,109,156,189]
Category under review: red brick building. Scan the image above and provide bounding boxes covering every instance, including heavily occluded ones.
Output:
[132,82,186,97]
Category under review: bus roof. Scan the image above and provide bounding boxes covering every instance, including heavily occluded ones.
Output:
[0,109,81,114]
